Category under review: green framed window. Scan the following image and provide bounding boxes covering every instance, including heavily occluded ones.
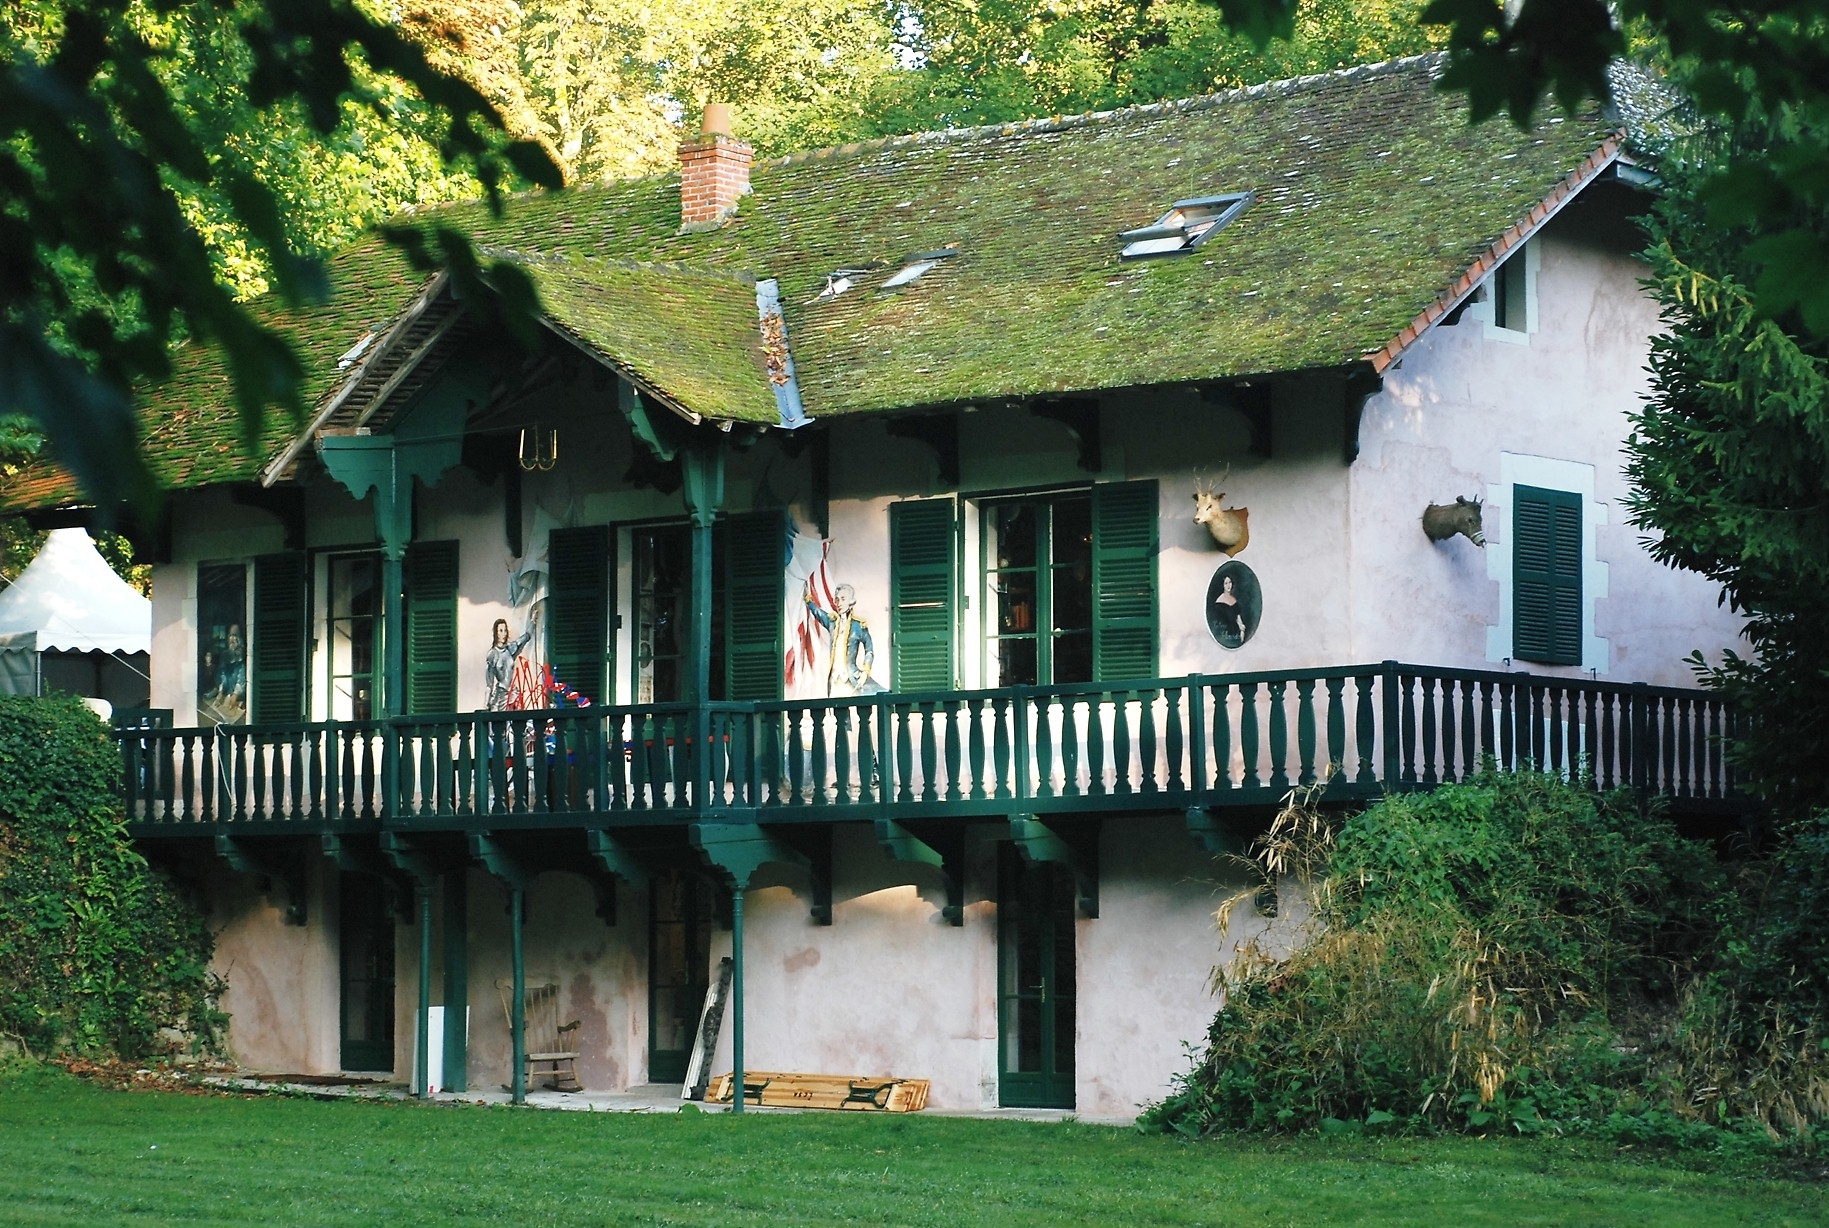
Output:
[981,480,1158,687]
[325,552,381,721]
[632,514,785,704]
[1513,484,1581,666]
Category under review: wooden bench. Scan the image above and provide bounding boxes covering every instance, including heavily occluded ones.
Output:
[495,979,582,1092]
[705,1071,929,1112]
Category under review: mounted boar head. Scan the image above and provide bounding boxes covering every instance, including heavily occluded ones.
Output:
[1193,469,1251,557]
[1422,495,1485,547]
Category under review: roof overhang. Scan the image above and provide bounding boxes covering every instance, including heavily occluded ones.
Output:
[1366,133,1625,375]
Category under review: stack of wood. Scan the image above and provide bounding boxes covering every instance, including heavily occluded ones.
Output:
[705,1071,930,1112]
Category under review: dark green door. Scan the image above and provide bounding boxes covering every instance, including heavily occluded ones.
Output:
[339,872,395,1071]
[649,870,712,1083]
[998,851,1077,1108]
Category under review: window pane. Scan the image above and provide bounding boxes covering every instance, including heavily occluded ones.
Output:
[1051,567,1091,632]
[996,638,1037,687]
[1052,631,1092,684]
[1052,498,1091,567]
[996,572,1037,633]
[990,504,1037,569]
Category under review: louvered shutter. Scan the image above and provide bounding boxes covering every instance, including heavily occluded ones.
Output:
[890,498,957,692]
[1091,480,1159,681]
[404,540,459,715]
[251,553,307,723]
[1513,485,1582,666]
[720,513,784,700]
[548,525,611,704]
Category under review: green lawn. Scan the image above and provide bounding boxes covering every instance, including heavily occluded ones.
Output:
[0,1067,1817,1227]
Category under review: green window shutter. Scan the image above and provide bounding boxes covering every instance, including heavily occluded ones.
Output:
[1513,484,1582,666]
[890,498,957,692]
[1091,480,1158,681]
[404,540,459,715]
[251,552,307,723]
[548,525,611,703]
[719,513,785,701]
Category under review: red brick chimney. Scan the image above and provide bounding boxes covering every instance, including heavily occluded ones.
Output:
[679,103,752,232]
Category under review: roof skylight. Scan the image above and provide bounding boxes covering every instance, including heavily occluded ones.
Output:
[1119,192,1253,260]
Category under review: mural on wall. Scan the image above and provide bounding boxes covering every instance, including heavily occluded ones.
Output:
[1206,560,1262,650]
[485,610,539,710]
[197,562,247,724]
[786,536,885,698]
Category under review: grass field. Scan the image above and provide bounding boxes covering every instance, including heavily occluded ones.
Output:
[0,1066,1818,1227]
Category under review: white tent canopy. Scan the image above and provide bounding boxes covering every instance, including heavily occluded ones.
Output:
[0,528,151,654]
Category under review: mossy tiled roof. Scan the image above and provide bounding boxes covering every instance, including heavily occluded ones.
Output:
[3,52,1616,511]
[522,259,776,421]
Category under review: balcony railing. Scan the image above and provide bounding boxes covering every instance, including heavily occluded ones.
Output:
[119,662,1742,832]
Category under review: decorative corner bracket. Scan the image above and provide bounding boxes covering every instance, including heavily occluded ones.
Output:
[215,835,307,926]
[886,413,960,487]
[1342,367,1383,466]
[1030,398,1103,473]
[874,820,965,926]
[1200,383,1272,460]
[1185,807,1248,856]
[1008,816,1099,919]
[691,822,829,924]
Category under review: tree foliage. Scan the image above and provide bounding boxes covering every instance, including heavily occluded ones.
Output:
[1625,120,1829,817]
[1,0,561,515]
[1209,0,1829,336]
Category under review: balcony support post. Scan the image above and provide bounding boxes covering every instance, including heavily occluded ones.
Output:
[690,823,812,1113]
[469,832,533,1105]
[377,833,443,1099]
[681,444,726,811]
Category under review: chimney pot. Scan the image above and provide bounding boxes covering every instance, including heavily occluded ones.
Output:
[701,103,733,138]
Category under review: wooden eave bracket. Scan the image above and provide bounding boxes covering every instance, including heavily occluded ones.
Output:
[1029,398,1103,472]
[1342,367,1384,466]
[874,820,965,926]
[691,822,830,924]
[326,833,417,922]
[215,834,308,926]
[1199,383,1272,459]
[587,829,665,927]
[1008,816,1099,919]
[886,413,960,487]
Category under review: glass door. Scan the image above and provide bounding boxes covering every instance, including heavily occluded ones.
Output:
[648,870,713,1084]
[339,872,396,1071]
[327,553,381,720]
[998,850,1077,1108]
[985,494,1093,686]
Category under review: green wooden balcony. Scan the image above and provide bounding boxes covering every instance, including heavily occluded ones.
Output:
[118,662,1745,836]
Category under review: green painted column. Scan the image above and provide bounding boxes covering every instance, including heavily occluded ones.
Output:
[681,446,725,809]
[416,889,432,1098]
[511,885,527,1105]
[731,886,745,1114]
[442,870,468,1092]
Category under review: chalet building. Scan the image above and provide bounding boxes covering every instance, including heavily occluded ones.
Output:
[2,54,1748,1117]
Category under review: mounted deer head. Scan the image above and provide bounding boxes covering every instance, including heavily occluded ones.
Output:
[1193,467,1250,556]
[1422,495,1485,547]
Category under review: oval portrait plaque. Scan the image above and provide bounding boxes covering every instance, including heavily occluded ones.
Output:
[1206,560,1262,650]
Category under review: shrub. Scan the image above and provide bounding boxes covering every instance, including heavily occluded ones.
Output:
[1143,773,1828,1147]
[0,695,221,1057]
